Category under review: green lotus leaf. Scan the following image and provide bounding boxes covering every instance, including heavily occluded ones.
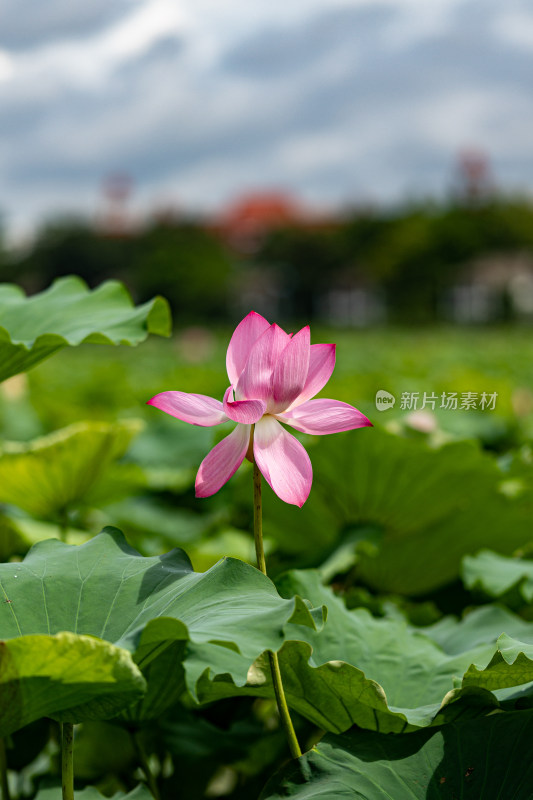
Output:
[0,276,171,382]
[35,783,153,800]
[0,528,320,730]
[420,603,533,655]
[0,632,145,736]
[462,549,533,604]
[262,428,532,595]
[0,420,143,519]
[260,710,533,799]
[462,634,533,691]
[197,571,533,733]
[121,641,186,722]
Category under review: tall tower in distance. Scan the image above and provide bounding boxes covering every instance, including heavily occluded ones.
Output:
[101,172,133,236]
[455,149,493,203]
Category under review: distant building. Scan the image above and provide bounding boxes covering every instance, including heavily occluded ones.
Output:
[453,149,494,203]
[99,173,134,236]
[444,252,533,322]
[211,191,321,253]
[321,286,387,327]
[319,267,387,327]
[213,190,336,320]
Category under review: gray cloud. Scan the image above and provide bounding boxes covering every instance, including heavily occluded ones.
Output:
[222,5,395,79]
[0,0,142,50]
[1,0,533,235]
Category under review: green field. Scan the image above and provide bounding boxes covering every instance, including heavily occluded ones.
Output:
[1,324,531,570]
[2,319,533,799]
[8,323,532,443]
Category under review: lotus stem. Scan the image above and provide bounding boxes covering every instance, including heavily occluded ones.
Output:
[0,738,10,800]
[61,723,74,800]
[251,427,302,760]
[58,509,69,543]
[131,730,160,800]
[252,457,267,575]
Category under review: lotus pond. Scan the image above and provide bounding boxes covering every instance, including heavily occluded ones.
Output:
[1,278,533,799]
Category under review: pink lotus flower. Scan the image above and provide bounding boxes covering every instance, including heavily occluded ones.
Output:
[147,312,372,506]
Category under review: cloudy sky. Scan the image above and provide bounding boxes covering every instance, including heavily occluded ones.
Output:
[1,0,533,237]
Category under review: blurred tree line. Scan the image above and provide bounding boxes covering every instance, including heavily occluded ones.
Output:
[0,219,233,323]
[2,197,533,324]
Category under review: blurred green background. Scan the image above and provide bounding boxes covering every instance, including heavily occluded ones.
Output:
[0,315,531,604]
[1,192,533,604]
[3,195,533,325]
[2,197,533,798]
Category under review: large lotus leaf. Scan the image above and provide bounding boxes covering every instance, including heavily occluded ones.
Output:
[462,549,533,604]
[0,632,145,736]
[419,604,533,655]
[121,640,186,721]
[197,571,533,733]
[0,276,171,382]
[0,420,143,519]
[0,528,320,726]
[262,428,532,595]
[35,784,152,800]
[260,709,533,799]
[462,634,533,690]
